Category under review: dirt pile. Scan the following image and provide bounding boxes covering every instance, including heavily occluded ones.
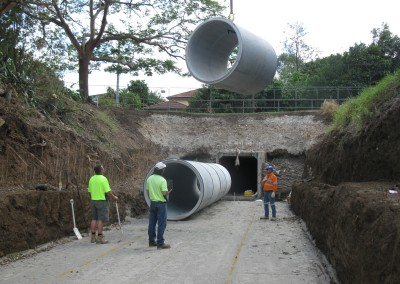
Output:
[291,96,400,283]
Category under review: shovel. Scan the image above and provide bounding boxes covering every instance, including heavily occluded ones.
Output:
[70,199,82,240]
[115,200,123,234]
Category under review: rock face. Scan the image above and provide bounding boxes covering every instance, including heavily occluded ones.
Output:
[136,112,326,157]
[291,96,400,283]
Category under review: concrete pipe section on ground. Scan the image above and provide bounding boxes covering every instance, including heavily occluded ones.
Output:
[185,17,277,96]
[143,159,231,221]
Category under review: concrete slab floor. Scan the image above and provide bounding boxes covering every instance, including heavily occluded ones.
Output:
[0,200,338,284]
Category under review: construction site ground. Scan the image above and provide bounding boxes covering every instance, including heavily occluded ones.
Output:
[2,91,400,283]
[0,200,337,284]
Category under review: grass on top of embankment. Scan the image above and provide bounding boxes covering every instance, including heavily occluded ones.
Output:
[330,69,400,131]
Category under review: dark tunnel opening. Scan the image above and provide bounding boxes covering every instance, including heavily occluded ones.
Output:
[219,156,258,195]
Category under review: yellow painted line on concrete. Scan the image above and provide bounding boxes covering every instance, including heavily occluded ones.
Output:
[57,270,75,278]
[80,259,95,268]
[56,236,140,279]
[225,216,254,284]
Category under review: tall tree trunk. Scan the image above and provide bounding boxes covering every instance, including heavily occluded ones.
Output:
[78,52,90,102]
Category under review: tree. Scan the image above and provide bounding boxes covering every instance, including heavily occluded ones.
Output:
[187,86,260,113]
[16,0,225,101]
[342,43,389,85]
[119,88,142,109]
[0,0,22,16]
[98,86,118,106]
[302,54,346,86]
[100,79,162,108]
[303,23,399,87]
[1,4,65,105]
[277,21,319,86]
[123,79,163,107]
[371,23,400,74]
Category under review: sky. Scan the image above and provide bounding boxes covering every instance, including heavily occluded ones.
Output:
[64,0,400,97]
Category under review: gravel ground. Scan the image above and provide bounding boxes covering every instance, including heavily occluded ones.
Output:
[0,200,337,284]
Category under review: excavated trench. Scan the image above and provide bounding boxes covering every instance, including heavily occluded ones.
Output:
[2,77,399,283]
[0,105,327,261]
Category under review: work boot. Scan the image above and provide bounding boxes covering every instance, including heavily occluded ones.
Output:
[149,241,157,247]
[96,234,109,244]
[90,233,97,243]
[260,216,269,220]
[270,217,277,221]
[157,243,171,249]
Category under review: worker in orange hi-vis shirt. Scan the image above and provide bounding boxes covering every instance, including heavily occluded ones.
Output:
[260,165,278,221]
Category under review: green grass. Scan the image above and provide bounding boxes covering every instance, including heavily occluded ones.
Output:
[330,70,400,131]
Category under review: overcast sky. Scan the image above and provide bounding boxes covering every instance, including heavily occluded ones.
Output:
[65,0,400,97]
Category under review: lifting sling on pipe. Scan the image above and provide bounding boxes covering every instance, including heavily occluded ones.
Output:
[228,0,234,20]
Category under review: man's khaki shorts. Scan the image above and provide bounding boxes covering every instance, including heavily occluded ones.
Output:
[91,200,109,221]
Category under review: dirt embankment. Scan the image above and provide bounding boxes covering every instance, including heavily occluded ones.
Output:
[303,97,400,184]
[0,99,155,256]
[291,181,400,284]
[291,96,400,283]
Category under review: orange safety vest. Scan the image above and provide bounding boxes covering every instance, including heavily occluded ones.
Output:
[261,173,277,192]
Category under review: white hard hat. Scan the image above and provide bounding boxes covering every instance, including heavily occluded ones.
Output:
[154,162,166,170]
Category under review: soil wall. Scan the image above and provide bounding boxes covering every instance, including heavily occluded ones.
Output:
[0,189,146,257]
[291,181,400,284]
[291,95,400,283]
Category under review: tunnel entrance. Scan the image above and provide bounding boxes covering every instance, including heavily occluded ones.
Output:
[217,152,264,198]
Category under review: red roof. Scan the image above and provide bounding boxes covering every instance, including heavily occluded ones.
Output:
[143,100,187,110]
[167,89,198,100]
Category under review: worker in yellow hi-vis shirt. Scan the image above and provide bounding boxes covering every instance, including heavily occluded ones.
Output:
[88,165,118,244]
[146,162,173,249]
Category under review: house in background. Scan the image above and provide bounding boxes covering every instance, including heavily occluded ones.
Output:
[143,89,198,110]
[166,90,198,106]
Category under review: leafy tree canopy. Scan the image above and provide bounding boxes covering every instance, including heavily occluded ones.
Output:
[14,0,225,100]
[279,22,400,88]
[277,21,319,86]
[98,79,163,108]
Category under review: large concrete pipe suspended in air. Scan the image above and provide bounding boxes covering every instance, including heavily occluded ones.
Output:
[185,17,277,96]
[143,159,231,221]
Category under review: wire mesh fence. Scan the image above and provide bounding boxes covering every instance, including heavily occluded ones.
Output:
[93,86,365,113]
[186,86,363,113]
